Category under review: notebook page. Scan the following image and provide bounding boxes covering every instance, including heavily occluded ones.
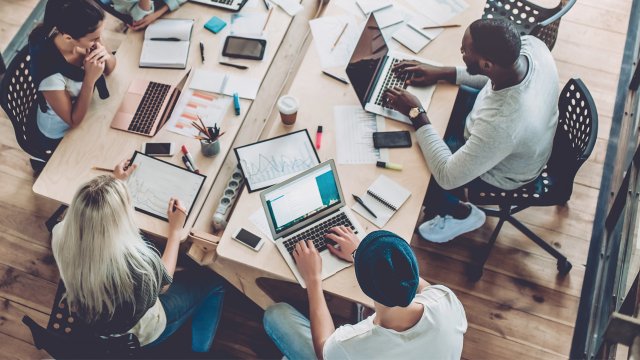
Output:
[352,194,394,228]
[368,174,411,210]
[144,19,194,41]
[140,40,189,67]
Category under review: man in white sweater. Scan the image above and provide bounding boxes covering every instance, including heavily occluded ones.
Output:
[384,19,559,243]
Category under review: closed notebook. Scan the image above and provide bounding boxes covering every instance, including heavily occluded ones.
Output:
[352,175,411,228]
[140,19,194,69]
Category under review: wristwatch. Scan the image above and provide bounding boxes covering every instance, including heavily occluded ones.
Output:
[409,107,426,120]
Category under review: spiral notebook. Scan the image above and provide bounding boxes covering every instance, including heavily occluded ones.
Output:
[352,175,411,228]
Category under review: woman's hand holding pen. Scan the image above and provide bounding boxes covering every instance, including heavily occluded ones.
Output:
[167,197,187,238]
[113,159,137,180]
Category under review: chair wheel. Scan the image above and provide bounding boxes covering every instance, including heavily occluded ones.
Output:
[557,259,572,275]
[466,265,484,282]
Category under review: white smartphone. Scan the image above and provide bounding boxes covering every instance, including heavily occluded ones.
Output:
[232,228,265,252]
[141,142,175,157]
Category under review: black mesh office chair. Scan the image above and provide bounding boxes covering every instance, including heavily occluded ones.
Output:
[0,46,59,169]
[466,78,598,281]
[22,282,141,359]
[482,0,577,50]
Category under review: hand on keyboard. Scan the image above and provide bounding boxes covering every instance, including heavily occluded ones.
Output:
[292,240,322,286]
[383,87,423,118]
[325,226,361,263]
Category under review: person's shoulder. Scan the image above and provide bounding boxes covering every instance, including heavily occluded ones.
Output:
[521,35,553,57]
[415,285,463,308]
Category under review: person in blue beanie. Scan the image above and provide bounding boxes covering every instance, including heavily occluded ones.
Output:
[263,227,467,359]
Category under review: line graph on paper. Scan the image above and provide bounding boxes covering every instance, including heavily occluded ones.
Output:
[236,130,320,191]
[127,154,206,220]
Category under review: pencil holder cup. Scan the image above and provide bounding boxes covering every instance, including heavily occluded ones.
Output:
[200,139,220,157]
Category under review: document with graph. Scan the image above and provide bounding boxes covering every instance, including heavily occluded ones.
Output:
[127,151,206,221]
[234,130,320,192]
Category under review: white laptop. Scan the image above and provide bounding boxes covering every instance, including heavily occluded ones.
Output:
[346,13,436,124]
[189,0,247,11]
[260,160,365,288]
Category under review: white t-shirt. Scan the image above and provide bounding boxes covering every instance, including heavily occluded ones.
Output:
[323,285,467,360]
[37,73,82,139]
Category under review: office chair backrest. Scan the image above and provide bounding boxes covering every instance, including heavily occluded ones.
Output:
[545,78,598,200]
[482,0,577,50]
[22,281,140,359]
[0,46,57,161]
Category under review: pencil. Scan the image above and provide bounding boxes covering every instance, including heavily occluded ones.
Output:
[331,22,349,50]
[191,121,207,135]
[422,24,461,30]
[92,166,113,172]
[173,204,188,216]
[197,115,211,138]
[262,7,273,32]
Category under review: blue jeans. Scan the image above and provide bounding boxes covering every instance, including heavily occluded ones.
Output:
[145,267,225,352]
[263,303,316,360]
[424,85,502,218]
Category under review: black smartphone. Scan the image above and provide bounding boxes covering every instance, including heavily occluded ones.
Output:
[232,228,265,251]
[372,131,412,149]
[222,36,267,60]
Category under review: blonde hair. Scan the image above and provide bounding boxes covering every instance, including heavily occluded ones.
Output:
[53,175,162,322]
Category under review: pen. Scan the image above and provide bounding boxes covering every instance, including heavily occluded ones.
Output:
[331,22,349,50]
[182,155,196,172]
[376,161,403,171]
[422,24,461,30]
[181,145,200,173]
[172,203,188,215]
[150,37,181,41]
[219,62,248,70]
[233,92,241,115]
[199,41,205,63]
[263,0,270,10]
[353,194,377,219]
[315,126,323,150]
[92,166,113,172]
[322,70,349,84]
[262,7,273,32]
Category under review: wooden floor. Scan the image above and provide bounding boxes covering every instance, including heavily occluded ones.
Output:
[0,0,631,358]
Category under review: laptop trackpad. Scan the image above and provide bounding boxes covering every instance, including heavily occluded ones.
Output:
[320,251,350,277]
[120,94,143,114]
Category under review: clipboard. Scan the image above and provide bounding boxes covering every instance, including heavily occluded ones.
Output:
[127,151,206,221]
[234,129,320,192]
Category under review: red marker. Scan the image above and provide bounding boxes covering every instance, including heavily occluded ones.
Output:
[181,145,200,173]
[315,126,323,150]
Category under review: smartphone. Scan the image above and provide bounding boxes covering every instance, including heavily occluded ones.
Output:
[372,131,412,149]
[232,228,265,251]
[141,142,175,157]
[222,36,267,60]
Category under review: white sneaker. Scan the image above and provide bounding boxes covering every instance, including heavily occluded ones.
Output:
[418,203,486,243]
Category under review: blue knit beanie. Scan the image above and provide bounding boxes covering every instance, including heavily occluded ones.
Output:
[354,230,419,307]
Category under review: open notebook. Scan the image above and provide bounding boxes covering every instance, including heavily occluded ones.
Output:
[140,19,194,69]
[352,175,411,228]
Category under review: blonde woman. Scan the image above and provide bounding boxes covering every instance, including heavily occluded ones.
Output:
[51,159,225,352]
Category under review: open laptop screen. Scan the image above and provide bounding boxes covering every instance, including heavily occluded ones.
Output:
[346,14,388,107]
[264,163,342,235]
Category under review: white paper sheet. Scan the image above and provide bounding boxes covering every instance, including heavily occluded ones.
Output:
[356,0,392,15]
[230,12,268,36]
[165,88,229,138]
[309,15,361,69]
[405,0,468,24]
[269,0,303,16]
[249,208,275,242]
[189,68,261,100]
[334,106,389,164]
[374,6,404,29]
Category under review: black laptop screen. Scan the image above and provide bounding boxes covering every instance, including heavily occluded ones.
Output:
[346,14,388,107]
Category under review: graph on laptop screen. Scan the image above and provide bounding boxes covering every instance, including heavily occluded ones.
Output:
[265,164,340,233]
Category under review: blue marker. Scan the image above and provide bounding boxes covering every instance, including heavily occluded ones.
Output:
[233,92,240,115]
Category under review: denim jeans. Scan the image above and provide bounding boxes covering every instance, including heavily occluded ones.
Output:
[263,303,317,360]
[145,267,225,352]
[424,85,502,218]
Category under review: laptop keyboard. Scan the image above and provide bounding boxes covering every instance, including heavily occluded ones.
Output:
[283,213,358,255]
[374,58,410,108]
[128,81,171,135]
[210,0,234,4]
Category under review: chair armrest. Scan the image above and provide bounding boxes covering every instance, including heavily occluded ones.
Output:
[537,0,577,27]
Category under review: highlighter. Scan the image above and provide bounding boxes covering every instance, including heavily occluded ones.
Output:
[233,92,240,115]
[376,161,403,171]
[315,126,323,150]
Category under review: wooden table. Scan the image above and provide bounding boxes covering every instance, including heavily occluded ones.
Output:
[190,0,485,308]
[31,1,296,239]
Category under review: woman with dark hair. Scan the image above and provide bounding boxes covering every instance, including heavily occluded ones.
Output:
[29,0,116,142]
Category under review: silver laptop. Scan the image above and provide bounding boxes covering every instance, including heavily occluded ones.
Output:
[346,13,435,124]
[189,0,247,11]
[260,160,365,288]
